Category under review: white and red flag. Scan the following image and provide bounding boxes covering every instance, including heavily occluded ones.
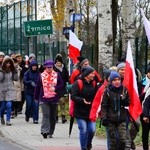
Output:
[69,30,83,64]
[123,41,142,120]
[141,8,150,43]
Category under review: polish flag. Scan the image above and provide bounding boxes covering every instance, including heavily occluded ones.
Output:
[69,30,83,64]
[123,41,142,120]
[141,8,150,43]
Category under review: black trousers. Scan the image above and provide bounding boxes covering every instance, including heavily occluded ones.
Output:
[141,116,150,150]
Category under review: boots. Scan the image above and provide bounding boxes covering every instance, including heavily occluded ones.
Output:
[1,117,5,125]
[56,116,58,123]
[62,115,67,124]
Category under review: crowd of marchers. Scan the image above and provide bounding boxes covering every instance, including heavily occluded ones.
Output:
[0,52,149,150]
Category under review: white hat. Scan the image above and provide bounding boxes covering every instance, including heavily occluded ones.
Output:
[29,53,36,59]
[0,52,5,56]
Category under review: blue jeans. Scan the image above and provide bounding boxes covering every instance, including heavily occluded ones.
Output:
[0,101,12,122]
[25,94,39,121]
[76,119,96,149]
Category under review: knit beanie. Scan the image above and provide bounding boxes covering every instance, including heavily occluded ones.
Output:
[103,69,111,80]
[29,53,36,59]
[109,71,121,82]
[117,62,125,71]
[81,66,94,77]
[77,56,89,67]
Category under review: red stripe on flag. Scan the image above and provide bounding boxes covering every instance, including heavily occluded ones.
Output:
[123,61,142,120]
[69,44,80,64]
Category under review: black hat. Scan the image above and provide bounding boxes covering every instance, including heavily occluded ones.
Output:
[77,56,89,67]
[81,66,94,77]
[147,66,150,73]
[103,69,111,80]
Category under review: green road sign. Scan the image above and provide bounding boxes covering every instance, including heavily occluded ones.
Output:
[24,19,53,37]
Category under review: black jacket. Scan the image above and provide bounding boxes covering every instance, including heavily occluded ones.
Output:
[101,85,130,124]
[53,64,69,97]
[143,95,150,118]
[71,78,97,120]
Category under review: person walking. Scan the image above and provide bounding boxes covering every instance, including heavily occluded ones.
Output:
[15,54,28,114]
[0,51,5,124]
[142,88,150,150]
[0,56,18,126]
[53,54,69,123]
[101,71,130,150]
[117,62,141,150]
[71,66,98,150]
[23,60,40,124]
[69,57,102,84]
[140,66,150,150]
[34,59,63,139]
[12,58,22,117]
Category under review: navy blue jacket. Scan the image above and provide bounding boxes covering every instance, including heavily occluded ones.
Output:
[23,61,40,95]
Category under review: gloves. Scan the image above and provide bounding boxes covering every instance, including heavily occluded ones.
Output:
[31,82,36,87]
[102,119,109,126]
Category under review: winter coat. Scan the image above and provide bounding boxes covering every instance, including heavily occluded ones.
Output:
[54,64,69,97]
[23,61,40,95]
[0,57,18,101]
[101,85,130,124]
[19,60,28,91]
[142,95,150,118]
[71,78,97,119]
[34,70,64,104]
[13,66,22,101]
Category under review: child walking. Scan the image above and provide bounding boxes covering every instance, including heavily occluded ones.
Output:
[101,71,130,150]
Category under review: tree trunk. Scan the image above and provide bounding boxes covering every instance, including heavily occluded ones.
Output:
[97,0,113,69]
[121,0,136,60]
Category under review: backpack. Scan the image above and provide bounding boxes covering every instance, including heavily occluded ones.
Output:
[69,79,96,117]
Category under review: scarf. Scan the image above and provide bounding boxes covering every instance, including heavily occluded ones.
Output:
[41,70,58,98]
[54,64,64,72]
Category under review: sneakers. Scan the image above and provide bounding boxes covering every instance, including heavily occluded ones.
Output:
[33,120,38,124]
[1,117,5,125]
[6,121,12,126]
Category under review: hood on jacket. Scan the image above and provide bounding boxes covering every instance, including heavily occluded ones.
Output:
[29,60,38,70]
[2,56,15,72]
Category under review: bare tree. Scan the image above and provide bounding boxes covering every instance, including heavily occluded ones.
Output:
[97,0,113,69]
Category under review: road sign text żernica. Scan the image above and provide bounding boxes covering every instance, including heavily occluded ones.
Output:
[27,24,51,33]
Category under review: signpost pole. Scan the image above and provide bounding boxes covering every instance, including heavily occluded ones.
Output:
[48,35,52,60]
